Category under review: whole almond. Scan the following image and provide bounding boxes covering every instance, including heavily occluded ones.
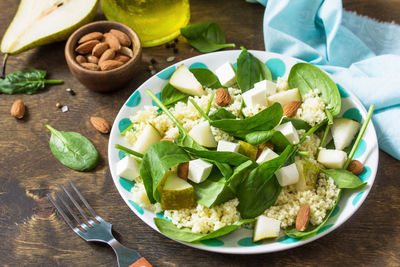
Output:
[76,55,87,64]
[81,62,100,71]
[86,55,99,64]
[120,46,134,58]
[347,160,364,175]
[109,29,132,47]
[99,60,124,71]
[92,42,109,57]
[283,101,302,117]
[177,162,189,180]
[104,32,121,51]
[215,88,231,106]
[75,40,100,54]
[99,49,116,64]
[78,32,103,44]
[114,54,130,63]
[90,116,111,134]
[296,204,310,232]
[11,99,25,119]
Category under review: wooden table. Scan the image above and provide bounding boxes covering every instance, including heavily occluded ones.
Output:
[1,0,399,266]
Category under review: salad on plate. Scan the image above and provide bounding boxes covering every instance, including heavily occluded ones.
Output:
[114,48,373,244]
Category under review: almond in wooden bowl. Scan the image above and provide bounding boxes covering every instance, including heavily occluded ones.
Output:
[65,21,142,92]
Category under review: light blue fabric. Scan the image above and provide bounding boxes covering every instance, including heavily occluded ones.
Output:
[253,0,400,159]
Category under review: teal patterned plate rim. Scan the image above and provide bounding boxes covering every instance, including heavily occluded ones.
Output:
[107,50,379,254]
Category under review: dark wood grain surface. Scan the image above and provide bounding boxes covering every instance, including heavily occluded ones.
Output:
[1,0,399,266]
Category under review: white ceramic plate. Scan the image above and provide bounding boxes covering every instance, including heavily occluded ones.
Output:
[108,50,379,254]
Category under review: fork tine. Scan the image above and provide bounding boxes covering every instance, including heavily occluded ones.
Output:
[55,190,84,226]
[69,180,98,218]
[47,193,76,231]
[61,184,91,224]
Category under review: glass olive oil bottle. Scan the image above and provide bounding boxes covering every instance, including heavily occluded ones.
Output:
[101,0,190,47]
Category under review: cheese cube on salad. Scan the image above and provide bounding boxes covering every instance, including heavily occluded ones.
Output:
[188,159,213,183]
[275,163,300,186]
[215,62,236,87]
[256,147,278,164]
[253,215,281,241]
[317,149,347,169]
[116,156,140,181]
[217,140,240,153]
[242,86,268,109]
[274,121,299,145]
[254,79,277,96]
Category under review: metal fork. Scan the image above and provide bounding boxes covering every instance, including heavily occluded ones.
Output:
[47,180,152,267]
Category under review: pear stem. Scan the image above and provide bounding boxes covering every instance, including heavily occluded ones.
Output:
[1,54,9,79]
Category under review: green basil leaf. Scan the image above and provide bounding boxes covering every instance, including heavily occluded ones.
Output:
[236,48,272,92]
[288,63,341,119]
[209,108,236,120]
[180,22,235,53]
[210,102,283,137]
[139,141,191,203]
[154,217,254,242]
[281,117,311,131]
[237,146,292,218]
[0,69,63,94]
[321,168,366,189]
[46,125,98,172]
[284,190,342,238]
[189,68,222,89]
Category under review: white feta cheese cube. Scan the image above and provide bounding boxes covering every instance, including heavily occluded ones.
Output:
[253,215,281,241]
[317,149,347,169]
[254,80,277,96]
[267,88,301,107]
[275,163,300,186]
[217,140,240,153]
[188,159,213,183]
[242,86,268,108]
[256,147,279,164]
[274,121,299,145]
[116,156,140,181]
[215,62,236,87]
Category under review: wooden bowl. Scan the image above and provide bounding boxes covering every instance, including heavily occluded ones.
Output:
[65,21,142,92]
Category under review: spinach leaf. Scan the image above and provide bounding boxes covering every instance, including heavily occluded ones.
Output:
[236,48,272,92]
[189,68,222,89]
[209,108,236,120]
[237,146,292,219]
[0,69,63,94]
[288,63,341,123]
[281,117,311,131]
[284,190,342,238]
[161,83,189,107]
[180,22,235,53]
[140,141,191,203]
[210,102,283,138]
[154,217,254,242]
[226,160,256,193]
[46,125,98,172]
[191,168,235,207]
[245,130,291,153]
[321,169,366,189]
[115,144,144,159]
[183,147,256,167]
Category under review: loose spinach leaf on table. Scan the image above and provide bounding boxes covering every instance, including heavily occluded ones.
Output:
[237,146,292,219]
[209,108,236,120]
[284,190,342,238]
[180,22,235,53]
[281,117,311,131]
[140,141,191,203]
[320,168,366,189]
[288,63,341,124]
[210,102,283,138]
[46,125,98,172]
[154,217,254,242]
[236,48,272,93]
[0,69,63,94]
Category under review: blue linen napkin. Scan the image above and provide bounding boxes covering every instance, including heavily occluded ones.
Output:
[249,0,400,159]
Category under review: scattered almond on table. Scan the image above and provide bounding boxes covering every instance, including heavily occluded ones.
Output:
[10,99,25,119]
[75,29,134,71]
[90,116,111,134]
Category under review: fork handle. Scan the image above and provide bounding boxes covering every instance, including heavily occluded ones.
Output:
[108,238,152,267]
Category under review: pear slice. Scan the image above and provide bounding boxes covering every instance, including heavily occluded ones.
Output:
[253,215,281,242]
[169,65,205,96]
[188,121,217,148]
[1,0,98,55]
[238,141,258,160]
[160,172,197,210]
[295,160,319,192]
[331,118,361,150]
[133,123,162,154]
